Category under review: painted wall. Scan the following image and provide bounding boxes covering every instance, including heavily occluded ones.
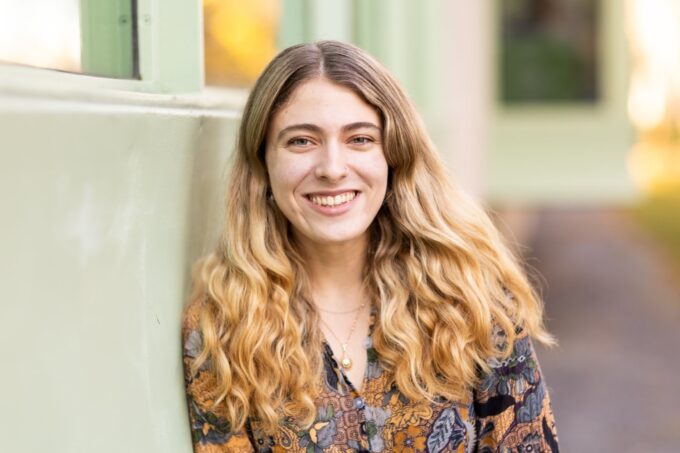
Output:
[0,69,239,452]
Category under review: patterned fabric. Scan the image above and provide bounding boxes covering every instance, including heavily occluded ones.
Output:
[182,303,559,453]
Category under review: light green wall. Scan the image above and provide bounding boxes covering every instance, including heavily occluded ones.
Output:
[0,0,217,450]
[136,0,204,93]
[0,85,239,451]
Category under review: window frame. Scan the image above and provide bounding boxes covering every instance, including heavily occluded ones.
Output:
[0,0,204,96]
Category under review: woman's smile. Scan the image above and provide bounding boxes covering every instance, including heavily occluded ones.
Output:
[304,190,360,216]
[306,190,357,208]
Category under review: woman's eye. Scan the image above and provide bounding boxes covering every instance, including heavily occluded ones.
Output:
[351,136,373,145]
[288,137,312,146]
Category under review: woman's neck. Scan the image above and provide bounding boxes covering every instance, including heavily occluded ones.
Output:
[297,234,368,311]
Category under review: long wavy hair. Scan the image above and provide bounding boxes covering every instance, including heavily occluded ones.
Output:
[188,40,554,433]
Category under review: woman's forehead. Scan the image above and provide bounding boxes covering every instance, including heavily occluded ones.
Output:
[268,78,380,134]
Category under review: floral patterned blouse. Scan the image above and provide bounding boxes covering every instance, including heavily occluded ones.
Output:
[182,303,559,453]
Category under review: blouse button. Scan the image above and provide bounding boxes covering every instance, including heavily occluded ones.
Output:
[354,397,365,410]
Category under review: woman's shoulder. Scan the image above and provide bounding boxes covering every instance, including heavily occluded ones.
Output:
[474,324,559,451]
[182,252,224,338]
[182,296,201,328]
[182,295,211,341]
[181,297,213,378]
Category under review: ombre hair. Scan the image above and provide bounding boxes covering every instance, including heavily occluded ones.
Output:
[187,40,554,433]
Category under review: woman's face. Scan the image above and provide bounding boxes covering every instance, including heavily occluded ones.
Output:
[265,77,388,250]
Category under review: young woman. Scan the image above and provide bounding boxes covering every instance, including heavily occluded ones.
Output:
[183,40,559,453]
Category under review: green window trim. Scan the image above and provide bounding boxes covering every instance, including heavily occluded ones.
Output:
[1,0,203,95]
[79,0,138,79]
[135,0,204,93]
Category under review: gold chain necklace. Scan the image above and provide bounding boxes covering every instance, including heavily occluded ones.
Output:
[319,302,366,370]
[316,304,364,315]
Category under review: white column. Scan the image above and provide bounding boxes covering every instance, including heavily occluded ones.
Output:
[441,0,493,199]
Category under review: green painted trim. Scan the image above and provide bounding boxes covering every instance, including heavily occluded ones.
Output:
[0,62,154,95]
[351,0,380,53]
[69,0,204,92]
[492,0,626,116]
[279,0,312,47]
[136,0,203,93]
[79,0,135,78]
[350,0,443,115]
[280,0,353,47]
[3,0,202,94]
[0,63,250,114]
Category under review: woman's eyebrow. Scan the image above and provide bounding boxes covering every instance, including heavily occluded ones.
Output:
[276,121,382,141]
[342,122,381,133]
[276,123,322,140]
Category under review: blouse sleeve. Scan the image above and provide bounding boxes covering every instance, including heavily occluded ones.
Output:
[473,327,559,453]
[182,305,256,453]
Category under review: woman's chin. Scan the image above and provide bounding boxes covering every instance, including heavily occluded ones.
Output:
[294,227,370,250]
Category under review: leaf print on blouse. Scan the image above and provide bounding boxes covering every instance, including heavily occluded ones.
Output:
[188,400,233,445]
[365,342,383,379]
[383,383,410,409]
[426,407,473,453]
[298,405,338,453]
[482,335,539,396]
[364,405,391,452]
[516,382,546,423]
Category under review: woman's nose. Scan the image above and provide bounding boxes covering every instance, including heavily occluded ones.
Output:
[314,142,348,181]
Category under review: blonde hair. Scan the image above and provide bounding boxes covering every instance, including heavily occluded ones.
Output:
[188,40,554,433]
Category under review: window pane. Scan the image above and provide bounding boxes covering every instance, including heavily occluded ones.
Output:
[0,0,138,79]
[204,0,280,87]
[499,0,600,104]
[0,0,81,72]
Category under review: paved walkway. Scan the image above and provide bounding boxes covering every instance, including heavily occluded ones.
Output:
[523,209,680,453]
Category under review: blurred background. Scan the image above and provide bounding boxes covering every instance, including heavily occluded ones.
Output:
[1,0,679,452]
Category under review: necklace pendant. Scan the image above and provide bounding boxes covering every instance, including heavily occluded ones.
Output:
[341,356,353,370]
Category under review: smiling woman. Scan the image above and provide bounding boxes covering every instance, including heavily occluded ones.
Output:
[182,41,559,453]
[265,78,388,252]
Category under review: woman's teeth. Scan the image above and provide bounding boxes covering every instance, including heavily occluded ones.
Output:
[309,191,356,207]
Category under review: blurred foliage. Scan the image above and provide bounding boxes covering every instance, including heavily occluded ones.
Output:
[627,130,680,192]
[633,187,680,265]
